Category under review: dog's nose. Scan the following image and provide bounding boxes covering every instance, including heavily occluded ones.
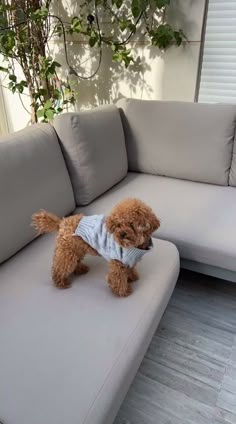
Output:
[120,231,127,239]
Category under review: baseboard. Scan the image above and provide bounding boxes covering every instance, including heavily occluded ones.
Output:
[181,259,236,283]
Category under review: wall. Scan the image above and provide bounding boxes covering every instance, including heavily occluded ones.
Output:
[0,64,31,134]
[0,0,206,133]
[0,83,9,136]
[72,0,206,107]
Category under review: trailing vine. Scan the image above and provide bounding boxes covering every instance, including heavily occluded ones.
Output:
[0,0,186,124]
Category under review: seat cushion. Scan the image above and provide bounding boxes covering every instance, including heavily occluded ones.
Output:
[117,98,236,186]
[0,124,75,264]
[78,172,236,272]
[54,105,128,206]
[0,234,179,424]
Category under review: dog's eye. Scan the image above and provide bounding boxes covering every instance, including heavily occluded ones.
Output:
[129,223,135,230]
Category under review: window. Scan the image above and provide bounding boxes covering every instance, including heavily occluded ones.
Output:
[198,0,236,103]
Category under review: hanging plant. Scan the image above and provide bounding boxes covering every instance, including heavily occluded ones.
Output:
[0,0,186,124]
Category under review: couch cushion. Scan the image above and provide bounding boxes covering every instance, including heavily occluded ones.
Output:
[0,232,179,424]
[0,124,75,264]
[117,98,236,186]
[54,105,128,206]
[78,172,236,272]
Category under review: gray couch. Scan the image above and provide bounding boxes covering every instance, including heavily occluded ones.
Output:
[0,98,235,424]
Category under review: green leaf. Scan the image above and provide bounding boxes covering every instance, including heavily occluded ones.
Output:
[53,24,63,37]
[53,61,61,68]
[0,66,8,72]
[71,16,82,32]
[149,24,174,49]
[154,0,170,9]
[44,99,53,110]
[0,31,15,54]
[33,88,47,99]
[9,74,16,82]
[179,29,187,41]
[32,6,48,21]
[113,0,123,8]
[112,52,122,62]
[47,72,54,79]
[88,32,99,47]
[119,20,128,31]
[38,88,47,96]
[89,37,96,47]
[128,23,136,32]
[45,109,55,120]
[174,31,182,46]
[53,89,62,100]
[131,0,146,18]
[36,109,45,118]
[69,95,76,105]
[16,83,24,93]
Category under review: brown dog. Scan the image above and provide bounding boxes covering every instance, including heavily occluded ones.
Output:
[32,198,160,297]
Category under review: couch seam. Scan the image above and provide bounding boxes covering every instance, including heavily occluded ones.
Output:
[228,116,236,185]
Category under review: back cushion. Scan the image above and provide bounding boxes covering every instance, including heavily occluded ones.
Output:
[0,124,75,264]
[118,98,236,186]
[54,105,128,206]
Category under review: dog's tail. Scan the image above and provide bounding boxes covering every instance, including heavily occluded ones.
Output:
[32,210,61,234]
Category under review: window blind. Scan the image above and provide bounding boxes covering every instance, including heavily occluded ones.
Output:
[198,0,236,103]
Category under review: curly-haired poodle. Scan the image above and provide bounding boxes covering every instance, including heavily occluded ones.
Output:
[32,198,160,297]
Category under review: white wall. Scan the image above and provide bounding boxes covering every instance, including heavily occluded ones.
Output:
[1,0,206,133]
[0,63,32,134]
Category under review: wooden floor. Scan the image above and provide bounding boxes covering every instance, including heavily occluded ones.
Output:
[115,270,236,424]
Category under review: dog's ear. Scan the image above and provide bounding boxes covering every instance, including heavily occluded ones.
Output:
[105,216,116,234]
[151,214,161,232]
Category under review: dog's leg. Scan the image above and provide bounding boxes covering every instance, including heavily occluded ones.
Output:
[52,247,78,289]
[107,260,132,297]
[74,261,89,275]
[128,266,139,283]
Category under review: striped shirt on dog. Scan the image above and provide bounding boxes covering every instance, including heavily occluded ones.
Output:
[74,215,153,268]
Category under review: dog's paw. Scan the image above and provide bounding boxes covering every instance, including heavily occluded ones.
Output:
[112,284,133,297]
[128,268,139,283]
[74,263,89,275]
[54,278,72,289]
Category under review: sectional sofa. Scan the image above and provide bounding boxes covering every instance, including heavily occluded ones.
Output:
[1,98,236,424]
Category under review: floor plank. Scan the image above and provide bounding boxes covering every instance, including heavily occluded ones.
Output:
[115,270,236,424]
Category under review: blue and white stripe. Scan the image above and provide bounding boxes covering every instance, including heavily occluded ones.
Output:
[74,214,152,268]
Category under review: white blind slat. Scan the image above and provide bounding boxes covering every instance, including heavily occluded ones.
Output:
[202,63,236,69]
[202,70,236,76]
[201,76,236,82]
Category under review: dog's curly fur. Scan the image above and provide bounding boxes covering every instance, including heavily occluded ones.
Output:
[32,198,160,297]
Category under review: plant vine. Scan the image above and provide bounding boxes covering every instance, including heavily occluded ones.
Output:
[0,0,186,123]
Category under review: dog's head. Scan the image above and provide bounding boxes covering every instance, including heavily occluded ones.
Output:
[105,198,160,248]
